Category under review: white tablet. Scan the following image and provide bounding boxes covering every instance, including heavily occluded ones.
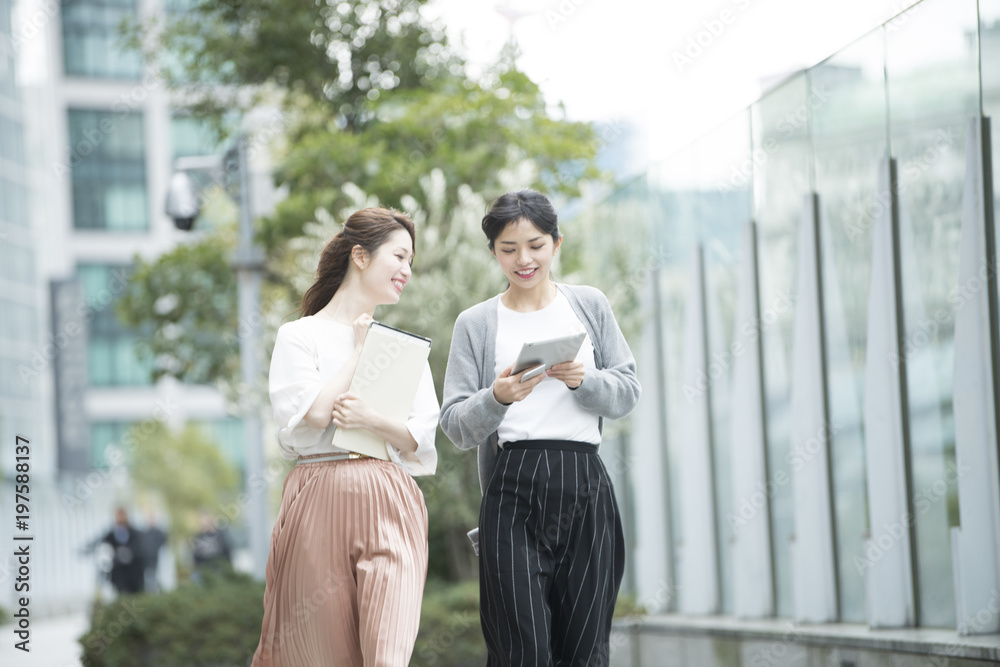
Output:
[511,332,587,383]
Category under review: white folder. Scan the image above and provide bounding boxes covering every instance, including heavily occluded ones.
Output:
[331,321,432,460]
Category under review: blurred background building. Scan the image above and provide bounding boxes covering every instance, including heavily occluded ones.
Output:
[0,0,39,468]
[0,0,278,615]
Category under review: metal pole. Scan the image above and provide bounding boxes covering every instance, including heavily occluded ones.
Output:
[234,134,268,579]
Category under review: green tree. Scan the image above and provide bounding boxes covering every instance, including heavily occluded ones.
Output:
[117,229,238,386]
[118,0,617,581]
[120,1,604,391]
[147,0,457,131]
[263,66,601,249]
[131,422,240,547]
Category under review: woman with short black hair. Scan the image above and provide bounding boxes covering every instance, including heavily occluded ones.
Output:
[441,189,640,666]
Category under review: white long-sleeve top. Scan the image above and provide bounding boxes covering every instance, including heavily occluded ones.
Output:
[268,315,439,476]
[493,291,601,446]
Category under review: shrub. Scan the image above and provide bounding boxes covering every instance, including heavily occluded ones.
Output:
[80,572,491,666]
[412,580,642,665]
[79,569,264,667]
[412,579,486,667]
[613,592,647,618]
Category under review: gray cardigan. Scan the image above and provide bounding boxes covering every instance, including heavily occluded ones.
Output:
[440,283,641,491]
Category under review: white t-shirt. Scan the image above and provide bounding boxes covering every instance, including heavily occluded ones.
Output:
[494,291,601,446]
[268,315,439,476]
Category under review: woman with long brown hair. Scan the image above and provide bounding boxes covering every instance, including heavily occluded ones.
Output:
[252,207,438,666]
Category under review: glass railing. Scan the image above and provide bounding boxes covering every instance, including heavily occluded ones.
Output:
[613,0,995,627]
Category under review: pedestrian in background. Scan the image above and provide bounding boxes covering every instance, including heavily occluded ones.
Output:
[96,507,145,595]
[139,510,168,592]
[191,511,231,583]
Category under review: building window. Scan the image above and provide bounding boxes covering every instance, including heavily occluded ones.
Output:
[0,0,12,38]
[90,420,133,468]
[1,176,26,227]
[68,109,147,231]
[169,114,236,228]
[0,300,35,344]
[77,263,153,387]
[0,240,35,284]
[0,49,15,101]
[61,0,142,79]
[1,115,26,165]
[171,115,223,159]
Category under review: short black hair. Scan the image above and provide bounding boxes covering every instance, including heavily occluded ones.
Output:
[481,189,560,250]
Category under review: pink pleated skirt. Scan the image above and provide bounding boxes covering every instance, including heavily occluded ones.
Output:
[251,457,428,667]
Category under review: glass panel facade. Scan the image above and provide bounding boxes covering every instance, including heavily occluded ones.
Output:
[77,263,153,386]
[983,1,1000,297]
[596,0,996,632]
[752,72,814,618]
[886,0,979,628]
[810,32,886,623]
[647,182,693,614]
[68,109,148,230]
[62,0,142,79]
[664,113,754,614]
[702,133,752,616]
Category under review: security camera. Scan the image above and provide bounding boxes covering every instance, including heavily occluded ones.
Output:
[165,171,201,231]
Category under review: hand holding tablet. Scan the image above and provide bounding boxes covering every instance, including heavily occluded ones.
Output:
[512,332,587,383]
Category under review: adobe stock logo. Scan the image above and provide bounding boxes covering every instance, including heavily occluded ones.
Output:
[544,0,594,30]
[671,0,754,74]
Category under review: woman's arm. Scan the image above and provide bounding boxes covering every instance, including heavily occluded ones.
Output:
[394,363,440,475]
[440,310,510,450]
[301,314,372,430]
[568,291,641,419]
[331,393,418,453]
[301,347,361,430]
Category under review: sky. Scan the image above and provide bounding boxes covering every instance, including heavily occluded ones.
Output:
[429,0,927,168]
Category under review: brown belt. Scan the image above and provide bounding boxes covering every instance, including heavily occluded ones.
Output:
[296,452,371,465]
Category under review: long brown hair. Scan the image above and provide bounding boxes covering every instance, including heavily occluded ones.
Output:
[300,207,416,317]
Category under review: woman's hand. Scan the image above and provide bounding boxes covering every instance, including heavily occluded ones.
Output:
[546,361,585,389]
[352,313,374,349]
[331,392,378,430]
[492,364,546,405]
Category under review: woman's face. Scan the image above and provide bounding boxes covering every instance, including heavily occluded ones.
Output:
[491,217,561,290]
[359,228,413,305]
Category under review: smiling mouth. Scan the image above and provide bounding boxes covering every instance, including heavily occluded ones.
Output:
[392,279,406,293]
[515,268,537,279]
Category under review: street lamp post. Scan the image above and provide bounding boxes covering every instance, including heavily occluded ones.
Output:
[165,134,269,579]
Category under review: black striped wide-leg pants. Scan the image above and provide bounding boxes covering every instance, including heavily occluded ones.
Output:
[479,440,626,667]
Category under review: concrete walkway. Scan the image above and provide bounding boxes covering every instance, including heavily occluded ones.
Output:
[0,612,86,667]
